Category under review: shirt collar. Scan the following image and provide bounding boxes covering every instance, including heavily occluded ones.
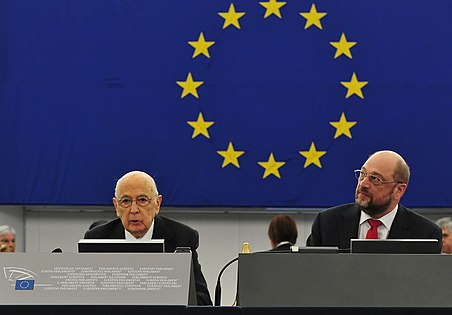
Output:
[359,204,399,229]
[124,219,155,240]
[276,241,293,247]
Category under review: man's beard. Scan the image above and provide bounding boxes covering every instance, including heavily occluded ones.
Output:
[355,188,392,217]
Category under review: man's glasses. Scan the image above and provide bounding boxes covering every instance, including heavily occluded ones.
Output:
[116,195,158,208]
[354,170,402,187]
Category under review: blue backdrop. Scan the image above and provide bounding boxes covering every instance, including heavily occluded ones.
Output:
[0,0,451,207]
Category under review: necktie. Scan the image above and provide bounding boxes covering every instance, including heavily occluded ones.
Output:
[366,219,382,239]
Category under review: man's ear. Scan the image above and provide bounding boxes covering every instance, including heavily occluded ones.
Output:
[395,183,407,200]
[155,195,163,215]
[113,197,120,217]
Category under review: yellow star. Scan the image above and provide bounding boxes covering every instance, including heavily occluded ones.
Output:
[258,153,286,179]
[341,72,368,99]
[176,72,204,99]
[300,4,327,30]
[330,33,357,59]
[259,0,287,19]
[188,32,215,59]
[299,142,327,168]
[187,113,214,138]
[217,142,245,168]
[329,112,357,139]
[218,4,246,29]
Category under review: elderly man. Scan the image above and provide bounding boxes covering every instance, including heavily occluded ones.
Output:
[0,225,16,253]
[307,150,441,250]
[84,171,212,305]
[436,217,452,254]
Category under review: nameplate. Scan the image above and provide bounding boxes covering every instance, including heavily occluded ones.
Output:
[0,253,193,305]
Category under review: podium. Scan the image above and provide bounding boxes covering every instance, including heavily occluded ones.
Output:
[0,253,196,305]
[237,252,452,307]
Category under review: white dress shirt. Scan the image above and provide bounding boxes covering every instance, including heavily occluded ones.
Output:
[358,205,398,239]
[124,220,155,240]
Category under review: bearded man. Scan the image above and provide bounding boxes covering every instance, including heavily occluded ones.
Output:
[306,150,441,251]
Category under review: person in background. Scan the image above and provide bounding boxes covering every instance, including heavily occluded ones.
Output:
[306,150,441,251]
[436,217,452,254]
[0,225,16,253]
[83,170,212,305]
[268,214,298,251]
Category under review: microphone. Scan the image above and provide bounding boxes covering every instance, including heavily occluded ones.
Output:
[214,256,238,306]
[52,248,63,253]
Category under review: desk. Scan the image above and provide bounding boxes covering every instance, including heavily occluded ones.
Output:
[2,306,452,315]
[238,253,451,307]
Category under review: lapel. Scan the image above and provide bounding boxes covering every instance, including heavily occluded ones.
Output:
[112,219,126,239]
[387,204,411,238]
[338,204,361,249]
[152,216,174,243]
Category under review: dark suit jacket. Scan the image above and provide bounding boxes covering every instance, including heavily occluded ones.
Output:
[84,216,212,305]
[306,203,442,251]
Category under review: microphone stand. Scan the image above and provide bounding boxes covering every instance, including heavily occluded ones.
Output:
[214,256,238,306]
[214,247,296,306]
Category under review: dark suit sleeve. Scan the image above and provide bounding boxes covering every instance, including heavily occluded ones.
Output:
[187,229,212,305]
[422,217,442,252]
[432,226,443,253]
[306,212,322,246]
[389,205,443,253]
[84,230,92,239]
[82,219,124,240]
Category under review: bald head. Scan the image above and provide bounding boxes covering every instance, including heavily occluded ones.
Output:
[366,150,410,184]
[113,171,162,238]
[115,171,159,198]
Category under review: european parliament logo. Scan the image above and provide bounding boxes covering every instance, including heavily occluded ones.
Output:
[15,279,35,290]
[3,267,37,291]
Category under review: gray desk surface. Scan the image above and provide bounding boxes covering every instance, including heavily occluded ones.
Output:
[238,253,450,307]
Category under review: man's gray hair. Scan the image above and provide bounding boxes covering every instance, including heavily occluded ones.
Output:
[436,217,452,231]
[0,225,16,235]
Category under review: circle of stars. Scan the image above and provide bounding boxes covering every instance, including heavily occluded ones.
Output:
[176,2,368,179]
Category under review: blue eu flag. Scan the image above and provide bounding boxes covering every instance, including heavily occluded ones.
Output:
[0,1,451,207]
[15,280,35,290]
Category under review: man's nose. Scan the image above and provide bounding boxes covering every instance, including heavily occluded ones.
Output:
[360,175,372,187]
[129,202,140,213]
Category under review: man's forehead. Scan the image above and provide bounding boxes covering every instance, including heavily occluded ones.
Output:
[117,193,150,198]
[117,181,154,195]
[363,156,396,176]
[115,172,157,198]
